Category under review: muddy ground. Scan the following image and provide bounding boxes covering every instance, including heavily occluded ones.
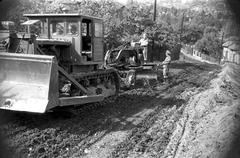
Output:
[0,56,240,158]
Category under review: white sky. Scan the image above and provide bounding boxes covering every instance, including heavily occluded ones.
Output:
[114,0,127,4]
[115,0,149,4]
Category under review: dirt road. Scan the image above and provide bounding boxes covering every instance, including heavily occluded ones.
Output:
[1,59,236,158]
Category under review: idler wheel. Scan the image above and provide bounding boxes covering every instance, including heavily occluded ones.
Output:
[105,81,111,88]
[96,88,103,94]
[84,79,90,87]
[109,76,114,83]
[103,77,108,83]
[96,78,101,85]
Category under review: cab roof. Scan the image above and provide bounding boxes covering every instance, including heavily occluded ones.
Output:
[23,13,103,20]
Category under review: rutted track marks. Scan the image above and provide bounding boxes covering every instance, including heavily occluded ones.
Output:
[0,61,221,158]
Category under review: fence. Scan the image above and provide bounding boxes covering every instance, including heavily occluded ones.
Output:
[182,44,219,64]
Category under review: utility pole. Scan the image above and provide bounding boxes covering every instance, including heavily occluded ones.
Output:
[151,0,157,62]
[179,11,185,43]
[219,31,224,64]
[153,0,157,21]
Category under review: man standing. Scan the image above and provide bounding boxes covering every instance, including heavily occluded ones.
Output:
[162,50,171,84]
[139,32,149,64]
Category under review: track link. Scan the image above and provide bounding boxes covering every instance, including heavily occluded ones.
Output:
[59,69,120,97]
[55,69,120,117]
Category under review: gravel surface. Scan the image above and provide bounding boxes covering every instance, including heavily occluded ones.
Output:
[0,59,226,158]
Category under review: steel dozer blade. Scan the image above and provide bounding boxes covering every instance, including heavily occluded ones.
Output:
[0,53,59,113]
[135,70,158,80]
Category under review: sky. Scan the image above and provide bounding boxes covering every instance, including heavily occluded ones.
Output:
[115,0,148,4]
[115,0,127,4]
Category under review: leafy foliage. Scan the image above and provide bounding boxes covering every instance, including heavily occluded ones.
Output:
[1,0,235,60]
[222,16,240,38]
[195,26,222,58]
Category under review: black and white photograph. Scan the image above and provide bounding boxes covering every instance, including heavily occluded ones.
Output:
[0,0,240,157]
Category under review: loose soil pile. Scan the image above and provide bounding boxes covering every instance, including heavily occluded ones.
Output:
[165,63,240,158]
[1,60,238,158]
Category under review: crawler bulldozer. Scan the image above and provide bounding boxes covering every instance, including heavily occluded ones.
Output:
[0,13,119,113]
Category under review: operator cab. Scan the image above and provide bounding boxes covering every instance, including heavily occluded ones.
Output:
[0,21,15,52]
[23,14,103,69]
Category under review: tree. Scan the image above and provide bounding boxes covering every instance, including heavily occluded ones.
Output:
[3,0,190,61]
[195,26,222,58]
[222,16,240,38]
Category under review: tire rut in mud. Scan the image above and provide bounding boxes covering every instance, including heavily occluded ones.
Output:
[109,63,221,158]
[0,61,221,158]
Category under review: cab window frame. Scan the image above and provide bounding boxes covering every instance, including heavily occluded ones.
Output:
[66,21,79,36]
[50,20,65,36]
[82,22,87,37]
[94,22,103,38]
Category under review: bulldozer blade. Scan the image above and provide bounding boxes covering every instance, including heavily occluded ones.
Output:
[0,53,59,113]
[135,71,158,80]
[59,95,104,107]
